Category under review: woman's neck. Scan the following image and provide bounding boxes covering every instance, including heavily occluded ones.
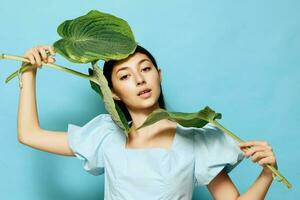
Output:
[127,102,160,134]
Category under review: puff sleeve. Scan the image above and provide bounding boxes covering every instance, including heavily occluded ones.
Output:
[193,123,245,186]
[67,113,116,176]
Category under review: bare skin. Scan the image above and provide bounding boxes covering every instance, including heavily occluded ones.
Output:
[17,45,278,200]
[17,45,74,156]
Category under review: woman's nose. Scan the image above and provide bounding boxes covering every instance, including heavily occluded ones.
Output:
[137,79,146,85]
[135,73,146,85]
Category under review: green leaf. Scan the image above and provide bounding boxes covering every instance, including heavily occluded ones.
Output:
[53,9,137,63]
[136,106,222,130]
[88,67,103,96]
[90,63,130,137]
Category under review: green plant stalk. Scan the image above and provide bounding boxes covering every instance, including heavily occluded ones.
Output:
[1,54,98,85]
[211,119,292,189]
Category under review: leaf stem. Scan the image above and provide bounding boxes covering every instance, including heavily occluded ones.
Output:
[1,54,98,84]
[211,119,292,189]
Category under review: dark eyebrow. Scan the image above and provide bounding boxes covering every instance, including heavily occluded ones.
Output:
[116,58,150,74]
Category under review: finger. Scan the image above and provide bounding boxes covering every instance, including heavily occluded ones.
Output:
[251,151,273,163]
[43,45,56,56]
[23,52,32,63]
[38,47,48,62]
[47,57,56,63]
[28,54,36,65]
[239,140,269,147]
[32,48,42,67]
[243,146,269,157]
[258,156,276,166]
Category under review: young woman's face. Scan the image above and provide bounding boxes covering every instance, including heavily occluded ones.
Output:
[111,52,162,111]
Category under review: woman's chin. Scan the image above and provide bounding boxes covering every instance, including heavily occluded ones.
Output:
[131,99,159,111]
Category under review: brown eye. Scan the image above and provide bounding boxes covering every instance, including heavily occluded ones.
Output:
[120,75,129,80]
[142,67,151,72]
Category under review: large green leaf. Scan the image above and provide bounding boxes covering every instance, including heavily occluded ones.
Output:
[136,106,222,130]
[91,64,130,137]
[53,10,137,63]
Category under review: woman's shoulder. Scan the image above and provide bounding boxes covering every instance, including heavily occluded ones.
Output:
[175,122,235,149]
[67,113,125,148]
[175,122,215,136]
[67,113,126,176]
[175,122,224,136]
[85,113,118,127]
[69,113,122,132]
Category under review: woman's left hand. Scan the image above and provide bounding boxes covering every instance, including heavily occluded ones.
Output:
[239,140,278,175]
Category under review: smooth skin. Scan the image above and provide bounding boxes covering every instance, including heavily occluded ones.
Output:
[18,45,278,200]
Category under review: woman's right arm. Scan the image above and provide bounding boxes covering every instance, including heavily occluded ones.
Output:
[17,45,75,156]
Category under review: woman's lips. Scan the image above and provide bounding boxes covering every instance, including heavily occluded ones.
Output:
[138,90,152,98]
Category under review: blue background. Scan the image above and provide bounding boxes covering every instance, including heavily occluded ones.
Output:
[0,0,299,199]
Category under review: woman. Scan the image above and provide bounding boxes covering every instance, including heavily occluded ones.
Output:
[18,44,278,199]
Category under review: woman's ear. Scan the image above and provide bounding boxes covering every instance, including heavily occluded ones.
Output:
[111,89,121,101]
[158,68,162,82]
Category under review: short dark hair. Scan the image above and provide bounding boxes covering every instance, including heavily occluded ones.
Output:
[103,45,166,122]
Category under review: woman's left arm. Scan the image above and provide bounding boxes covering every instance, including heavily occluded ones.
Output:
[207,140,278,200]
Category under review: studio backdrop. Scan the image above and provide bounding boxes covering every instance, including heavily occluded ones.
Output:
[0,0,299,199]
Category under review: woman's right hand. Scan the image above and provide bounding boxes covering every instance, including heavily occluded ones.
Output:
[23,45,56,69]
